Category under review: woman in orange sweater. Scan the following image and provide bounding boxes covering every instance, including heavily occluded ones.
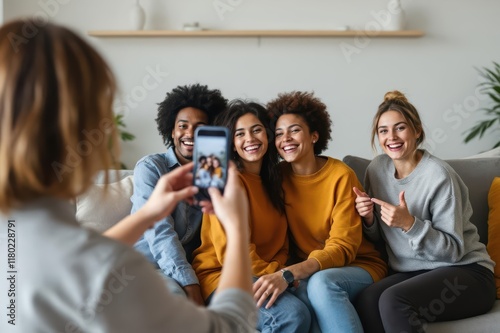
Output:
[192,100,311,332]
[255,91,387,333]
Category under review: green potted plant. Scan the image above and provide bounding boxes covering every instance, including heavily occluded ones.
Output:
[463,62,500,149]
[114,114,135,169]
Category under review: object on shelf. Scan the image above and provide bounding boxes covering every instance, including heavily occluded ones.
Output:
[335,25,351,31]
[183,22,202,31]
[129,0,146,30]
[385,0,406,31]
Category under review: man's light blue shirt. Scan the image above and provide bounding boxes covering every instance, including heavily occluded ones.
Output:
[132,147,202,286]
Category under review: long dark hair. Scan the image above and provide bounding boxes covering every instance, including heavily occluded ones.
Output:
[216,99,285,213]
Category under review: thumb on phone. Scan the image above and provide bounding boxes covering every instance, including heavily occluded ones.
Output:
[208,162,249,234]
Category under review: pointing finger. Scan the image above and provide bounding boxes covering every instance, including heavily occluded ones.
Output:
[371,197,390,207]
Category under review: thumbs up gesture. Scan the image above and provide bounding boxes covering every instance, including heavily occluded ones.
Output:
[370,191,415,232]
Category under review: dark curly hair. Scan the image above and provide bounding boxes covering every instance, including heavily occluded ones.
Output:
[155,83,227,147]
[267,91,332,155]
[215,99,285,213]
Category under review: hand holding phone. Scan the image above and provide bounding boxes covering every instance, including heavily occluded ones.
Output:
[192,126,230,201]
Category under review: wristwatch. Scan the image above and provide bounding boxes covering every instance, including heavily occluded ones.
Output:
[280,269,295,289]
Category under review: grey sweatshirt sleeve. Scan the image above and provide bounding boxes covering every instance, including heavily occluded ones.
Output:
[363,217,381,242]
[94,249,257,333]
[401,183,470,263]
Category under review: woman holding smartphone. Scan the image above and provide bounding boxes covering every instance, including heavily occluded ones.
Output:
[0,19,256,333]
[192,100,311,332]
[256,91,387,333]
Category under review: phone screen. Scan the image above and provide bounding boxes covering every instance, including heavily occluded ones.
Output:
[192,126,230,201]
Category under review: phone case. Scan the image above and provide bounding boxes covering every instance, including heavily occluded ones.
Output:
[192,126,230,201]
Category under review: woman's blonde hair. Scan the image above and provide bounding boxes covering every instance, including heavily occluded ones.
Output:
[0,19,118,213]
[370,90,425,151]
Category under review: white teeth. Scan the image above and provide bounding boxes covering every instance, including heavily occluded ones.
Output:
[283,146,295,152]
[244,145,259,151]
[388,144,402,148]
[183,141,193,146]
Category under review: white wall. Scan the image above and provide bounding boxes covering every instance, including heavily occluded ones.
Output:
[4,0,500,167]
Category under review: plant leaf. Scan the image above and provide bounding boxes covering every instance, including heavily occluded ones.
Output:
[121,132,136,141]
[488,92,500,104]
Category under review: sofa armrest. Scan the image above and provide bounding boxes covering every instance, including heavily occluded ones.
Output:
[75,170,134,233]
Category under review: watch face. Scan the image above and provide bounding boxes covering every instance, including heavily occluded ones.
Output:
[283,270,294,284]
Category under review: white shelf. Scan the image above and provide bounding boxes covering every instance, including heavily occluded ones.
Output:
[88,29,425,38]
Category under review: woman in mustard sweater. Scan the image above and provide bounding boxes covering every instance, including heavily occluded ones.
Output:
[255,91,387,333]
[192,100,311,332]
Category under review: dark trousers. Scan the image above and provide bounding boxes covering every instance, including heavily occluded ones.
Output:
[355,263,496,333]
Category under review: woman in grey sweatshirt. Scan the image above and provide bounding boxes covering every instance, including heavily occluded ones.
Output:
[0,19,256,333]
[353,90,496,333]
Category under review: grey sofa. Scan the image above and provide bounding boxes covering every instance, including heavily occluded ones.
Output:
[75,155,500,332]
[342,155,500,333]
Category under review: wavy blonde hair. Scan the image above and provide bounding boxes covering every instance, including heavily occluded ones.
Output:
[370,90,425,152]
[0,19,118,213]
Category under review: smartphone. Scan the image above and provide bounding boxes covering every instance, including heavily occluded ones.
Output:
[192,126,230,201]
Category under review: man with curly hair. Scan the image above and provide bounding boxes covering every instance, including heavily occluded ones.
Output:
[132,84,227,305]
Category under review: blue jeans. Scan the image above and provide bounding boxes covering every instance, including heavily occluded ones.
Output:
[292,266,373,333]
[257,289,311,333]
[207,279,311,333]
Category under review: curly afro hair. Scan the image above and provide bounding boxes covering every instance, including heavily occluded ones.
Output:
[155,83,228,147]
[267,91,332,155]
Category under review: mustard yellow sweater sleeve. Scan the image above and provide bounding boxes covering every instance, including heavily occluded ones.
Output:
[192,172,289,300]
[309,170,362,269]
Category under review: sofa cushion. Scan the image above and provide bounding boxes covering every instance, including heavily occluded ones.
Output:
[76,172,134,232]
[487,177,500,298]
[342,155,500,244]
[425,300,500,333]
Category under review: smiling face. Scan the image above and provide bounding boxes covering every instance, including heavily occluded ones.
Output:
[233,113,268,173]
[213,157,221,168]
[275,113,318,165]
[171,107,208,165]
[377,110,421,162]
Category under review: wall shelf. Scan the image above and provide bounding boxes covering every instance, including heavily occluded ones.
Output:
[87,30,425,38]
